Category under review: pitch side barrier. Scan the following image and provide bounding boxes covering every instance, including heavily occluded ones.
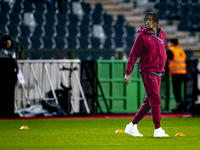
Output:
[15,59,90,115]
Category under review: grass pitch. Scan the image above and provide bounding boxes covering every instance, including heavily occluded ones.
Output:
[0,117,200,150]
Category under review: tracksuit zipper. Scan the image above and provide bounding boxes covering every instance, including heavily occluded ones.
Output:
[157,39,161,72]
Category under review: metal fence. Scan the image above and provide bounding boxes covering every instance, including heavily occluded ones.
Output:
[15,59,82,113]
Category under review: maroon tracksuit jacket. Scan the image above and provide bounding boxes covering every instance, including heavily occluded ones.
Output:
[126,27,167,129]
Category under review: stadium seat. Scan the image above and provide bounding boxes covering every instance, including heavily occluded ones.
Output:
[69,14,81,26]
[126,26,135,37]
[79,36,92,50]
[187,14,200,31]
[114,36,127,49]
[45,13,58,25]
[33,25,46,37]
[103,24,116,37]
[31,35,45,50]
[116,15,127,26]
[20,24,33,37]
[104,14,115,26]
[68,24,81,37]
[22,12,37,27]
[8,24,21,38]
[81,3,93,14]
[57,13,70,25]
[180,2,191,15]
[92,13,104,25]
[12,1,24,14]
[9,12,23,25]
[47,1,59,14]
[126,36,135,49]
[61,0,71,14]
[114,24,127,37]
[0,12,10,25]
[67,36,80,50]
[44,24,57,37]
[0,24,9,34]
[81,14,93,26]
[71,1,84,20]
[80,24,92,37]
[91,37,103,49]
[93,25,106,44]
[36,2,48,14]
[179,12,200,31]
[190,4,200,14]
[55,36,69,50]
[103,37,116,50]
[43,36,57,51]
[93,3,105,14]
[19,36,32,50]
[34,12,46,25]
[168,2,182,20]
[56,24,69,37]
[0,1,12,13]
[23,1,36,13]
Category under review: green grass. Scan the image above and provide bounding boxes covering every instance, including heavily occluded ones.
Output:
[0,117,200,150]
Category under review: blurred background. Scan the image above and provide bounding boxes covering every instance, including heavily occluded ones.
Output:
[0,0,200,118]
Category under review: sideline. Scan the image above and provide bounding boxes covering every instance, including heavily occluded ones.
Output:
[0,113,191,120]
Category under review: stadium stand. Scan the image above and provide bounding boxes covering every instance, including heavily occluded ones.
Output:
[55,35,69,50]
[9,12,23,25]
[0,0,199,59]
[19,35,33,51]
[35,2,47,14]
[0,24,9,34]
[20,24,33,37]
[57,12,70,25]
[0,12,10,25]
[34,12,47,25]
[12,1,24,14]
[33,25,46,37]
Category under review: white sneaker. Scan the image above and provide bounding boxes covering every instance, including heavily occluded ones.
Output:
[154,127,169,137]
[124,123,143,137]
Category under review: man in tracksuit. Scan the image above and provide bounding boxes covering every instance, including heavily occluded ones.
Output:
[124,12,169,137]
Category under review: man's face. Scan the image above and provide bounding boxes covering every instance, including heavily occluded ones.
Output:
[145,15,156,29]
[5,40,12,49]
[168,41,174,47]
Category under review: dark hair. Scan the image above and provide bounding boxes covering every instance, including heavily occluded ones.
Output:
[169,39,178,45]
[144,12,159,25]
[1,35,11,42]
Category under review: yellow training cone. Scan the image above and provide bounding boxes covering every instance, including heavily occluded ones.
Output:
[115,129,124,133]
[175,133,185,136]
[20,126,29,129]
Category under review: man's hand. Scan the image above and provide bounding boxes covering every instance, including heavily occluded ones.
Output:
[124,75,131,86]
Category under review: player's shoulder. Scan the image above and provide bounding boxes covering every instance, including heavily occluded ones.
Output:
[160,29,166,34]
[136,32,144,38]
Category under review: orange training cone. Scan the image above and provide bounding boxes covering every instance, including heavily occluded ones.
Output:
[20,126,29,129]
[115,129,124,133]
[175,133,185,136]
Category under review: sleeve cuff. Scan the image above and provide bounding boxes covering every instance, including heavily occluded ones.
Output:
[125,71,131,75]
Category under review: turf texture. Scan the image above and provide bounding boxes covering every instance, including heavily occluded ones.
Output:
[0,117,200,150]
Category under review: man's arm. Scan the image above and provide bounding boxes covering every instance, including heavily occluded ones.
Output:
[125,34,143,75]
[124,34,143,85]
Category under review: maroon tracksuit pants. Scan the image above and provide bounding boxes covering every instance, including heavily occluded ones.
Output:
[132,73,161,129]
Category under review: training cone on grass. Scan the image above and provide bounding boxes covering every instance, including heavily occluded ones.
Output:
[20,126,29,129]
[115,129,124,133]
[175,133,185,136]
